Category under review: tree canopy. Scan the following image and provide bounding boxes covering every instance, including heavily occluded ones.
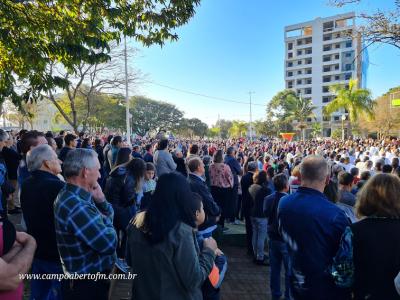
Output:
[323,79,374,123]
[130,96,183,136]
[0,0,200,105]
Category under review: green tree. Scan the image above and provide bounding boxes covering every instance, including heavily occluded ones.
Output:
[0,0,201,106]
[54,89,126,131]
[323,79,374,124]
[268,90,315,140]
[214,119,233,139]
[175,118,208,138]
[358,86,400,139]
[331,128,342,139]
[229,120,248,138]
[286,97,316,141]
[311,122,322,138]
[208,127,221,138]
[130,96,183,136]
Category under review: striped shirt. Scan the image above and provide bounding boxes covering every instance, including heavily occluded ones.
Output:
[54,183,117,274]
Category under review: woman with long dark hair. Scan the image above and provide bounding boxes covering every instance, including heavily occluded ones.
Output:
[104,157,146,258]
[126,172,217,300]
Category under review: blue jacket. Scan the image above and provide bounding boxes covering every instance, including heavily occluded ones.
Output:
[278,186,350,300]
[224,156,241,186]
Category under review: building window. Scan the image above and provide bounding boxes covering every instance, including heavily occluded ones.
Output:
[322,86,329,93]
[306,58,312,64]
[334,116,340,121]
[335,44,341,49]
[346,41,352,48]
[335,75,340,80]
[305,37,312,44]
[306,69,312,74]
[345,52,352,57]
[287,62,293,67]
[345,64,352,71]
[297,50,302,56]
[297,70,302,75]
[323,21,334,32]
[288,43,293,50]
[323,76,331,83]
[335,33,341,38]
[298,60,302,65]
[323,96,332,103]
[335,54,340,59]
[305,88,312,94]
[306,78,312,84]
[287,71,293,77]
[305,48,312,54]
[297,89,301,94]
[323,56,331,62]
[323,66,330,72]
[323,45,331,51]
[297,39,303,46]
[323,34,332,41]
[345,73,352,80]
[297,79,302,85]
[288,52,293,58]
[335,64,339,70]
[287,81,293,88]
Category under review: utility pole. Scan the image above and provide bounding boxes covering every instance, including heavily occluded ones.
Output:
[248,91,255,142]
[217,113,221,139]
[124,35,131,145]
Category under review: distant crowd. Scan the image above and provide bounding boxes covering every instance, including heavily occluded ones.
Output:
[0,128,399,300]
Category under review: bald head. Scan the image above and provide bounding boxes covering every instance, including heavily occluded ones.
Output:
[300,156,329,184]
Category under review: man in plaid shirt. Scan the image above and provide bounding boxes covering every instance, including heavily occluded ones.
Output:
[54,148,117,300]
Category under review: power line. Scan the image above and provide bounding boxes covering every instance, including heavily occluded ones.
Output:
[142,79,267,107]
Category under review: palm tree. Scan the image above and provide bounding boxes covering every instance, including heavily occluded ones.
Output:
[285,96,316,141]
[323,79,374,123]
[229,120,248,138]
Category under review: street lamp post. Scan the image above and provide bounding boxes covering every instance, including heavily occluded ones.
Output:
[341,114,346,140]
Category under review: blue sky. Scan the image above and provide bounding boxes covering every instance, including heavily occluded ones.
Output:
[130,0,400,126]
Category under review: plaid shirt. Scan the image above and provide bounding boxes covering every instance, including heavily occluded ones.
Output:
[54,183,117,274]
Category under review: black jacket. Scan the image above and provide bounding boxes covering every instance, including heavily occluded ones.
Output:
[351,218,400,300]
[20,170,65,262]
[2,147,20,180]
[174,156,187,177]
[104,166,137,230]
[264,192,287,241]
[251,185,271,218]
[240,172,254,215]
[188,173,220,231]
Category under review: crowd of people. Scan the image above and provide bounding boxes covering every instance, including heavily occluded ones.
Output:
[0,128,400,300]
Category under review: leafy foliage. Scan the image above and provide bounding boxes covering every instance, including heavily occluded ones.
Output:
[267,89,315,140]
[174,118,209,138]
[358,86,400,139]
[130,96,183,136]
[323,79,374,123]
[229,120,248,138]
[0,0,201,105]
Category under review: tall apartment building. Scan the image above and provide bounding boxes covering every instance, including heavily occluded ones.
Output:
[284,12,368,137]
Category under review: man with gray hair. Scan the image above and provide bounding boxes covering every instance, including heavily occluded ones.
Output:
[20,144,64,300]
[278,156,350,300]
[54,149,117,300]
